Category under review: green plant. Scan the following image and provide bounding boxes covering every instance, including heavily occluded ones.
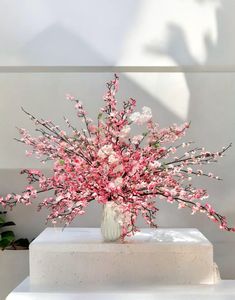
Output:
[0,211,29,250]
[0,211,15,249]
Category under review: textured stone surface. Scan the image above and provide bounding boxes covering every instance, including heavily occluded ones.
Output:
[29,227,218,288]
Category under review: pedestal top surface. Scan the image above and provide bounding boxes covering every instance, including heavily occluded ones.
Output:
[31,228,211,249]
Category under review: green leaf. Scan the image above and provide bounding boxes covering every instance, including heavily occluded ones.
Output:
[0,216,5,224]
[59,159,65,165]
[0,221,15,228]
[98,113,103,119]
[0,231,15,249]
[12,238,30,249]
[1,230,15,241]
[152,142,160,148]
[0,238,12,250]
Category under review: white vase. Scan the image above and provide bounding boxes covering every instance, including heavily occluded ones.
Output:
[101,201,122,242]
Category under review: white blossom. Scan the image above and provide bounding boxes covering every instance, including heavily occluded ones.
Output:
[129,107,152,125]
[114,177,123,187]
[149,161,161,169]
[132,135,143,145]
[97,144,113,158]
[108,154,119,164]
[113,164,124,173]
[130,112,141,123]
[119,125,131,139]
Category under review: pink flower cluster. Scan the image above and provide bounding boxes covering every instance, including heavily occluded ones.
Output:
[0,75,234,239]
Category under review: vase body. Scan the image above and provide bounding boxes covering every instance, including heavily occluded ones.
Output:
[101,201,122,242]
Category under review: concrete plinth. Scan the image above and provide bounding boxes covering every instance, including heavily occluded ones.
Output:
[29,227,219,289]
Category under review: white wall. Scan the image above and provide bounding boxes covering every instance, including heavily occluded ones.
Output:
[0,0,235,279]
[0,0,235,66]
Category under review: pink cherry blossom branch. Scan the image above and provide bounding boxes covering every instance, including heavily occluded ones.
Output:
[0,75,234,240]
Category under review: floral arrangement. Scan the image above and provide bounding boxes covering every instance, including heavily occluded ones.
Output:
[0,75,234,240]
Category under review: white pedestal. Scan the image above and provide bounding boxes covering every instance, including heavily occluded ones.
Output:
[6,277,235,300]
[29,228,218,289]
[7,228,226,300]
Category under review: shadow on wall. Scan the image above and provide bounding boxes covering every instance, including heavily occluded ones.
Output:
[21,23,106,66]
[145,0,235,242]
[0,0,141,65]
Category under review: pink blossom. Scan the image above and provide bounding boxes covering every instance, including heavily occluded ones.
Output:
[88,124,97,133]
[0,75,234,241]
[66,94,75,100]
